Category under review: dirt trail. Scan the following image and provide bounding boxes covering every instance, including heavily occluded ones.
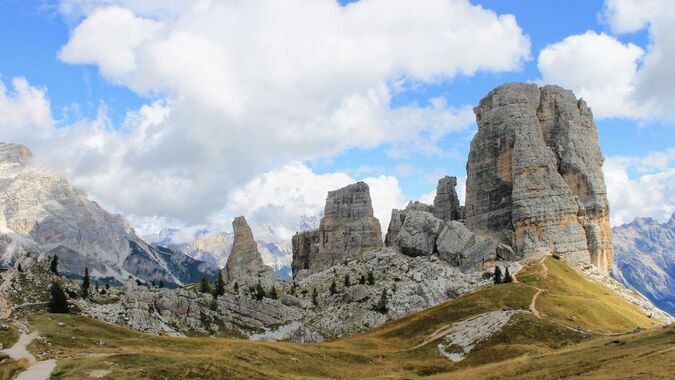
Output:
[529,288,543,318]
[2,331,56,380]
[412,324,454,350]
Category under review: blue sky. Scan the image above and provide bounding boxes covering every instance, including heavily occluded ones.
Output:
[0,0,673,242]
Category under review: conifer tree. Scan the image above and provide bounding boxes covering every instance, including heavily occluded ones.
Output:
[255,281,266,300]
[494,266,502,284]
[16,263,22,272]
[344,274,350,287]
[359,274,366,285]
[95,282,99,293]
[199,276,210,293]
[159,280,164,288]
[269,286,278,299]
[234,281,239,294]
[212,272,225,298]
[81,267,90,298]
[329,280,337,295]
[105,283,110,290]
[50,255,59,274]
[48,281,68,313]
[151,280,156,287]
[375,288,388,313]
[367,270,375,285]
[311,288,318,306]
[504,267,513,283]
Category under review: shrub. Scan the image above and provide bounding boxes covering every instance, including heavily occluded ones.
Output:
[48,282,68,313]
[329,280,337,295]
[375,288,388,314]
[367,270,375,285]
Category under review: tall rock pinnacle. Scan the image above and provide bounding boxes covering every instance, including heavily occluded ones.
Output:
[223,216,269,283]
[465,83,613,273]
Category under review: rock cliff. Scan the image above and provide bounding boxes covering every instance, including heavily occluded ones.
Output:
[433,176,462,221]
[292,182,383,278]
[465,83,613,273]
[222,216,276,286]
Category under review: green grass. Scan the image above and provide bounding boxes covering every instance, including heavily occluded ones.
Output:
[0,355,29,380]
[13,257,670,379]
[0,325,19,349]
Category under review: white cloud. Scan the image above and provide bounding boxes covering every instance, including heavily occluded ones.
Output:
[604,149,675,226]
[538,1,675,120]
[8,0,528,226]
[0,77,53,139]
[537,31,646,118]
[224,162,406,243]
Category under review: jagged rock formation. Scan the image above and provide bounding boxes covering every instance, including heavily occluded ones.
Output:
[433,176,462,221]
[292,182,383,278]
[465,83,613,273]
[611,213,674,315]
[0,142,216,286]
[222,216,277,287]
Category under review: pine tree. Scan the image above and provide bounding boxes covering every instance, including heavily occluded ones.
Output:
[344,274,350,287]
[329,280,337,295]
[234,282,239,294]
[81,267,90,298]
[199,276,210,294]
[105,283,110,290]
[494,266,502,284]
[375,288,388,313]
[48,281,68,313]
[255,281,266,300]
[16,263,22,272]
[359,274,366,285]
[269,286,278,299]
[151,280,156,287]
[367,270,375,285]
[212,272,225,298]
[311,288,318,306]
[504,267,513,283]
[50,255,59,275]
[159,280,164,289]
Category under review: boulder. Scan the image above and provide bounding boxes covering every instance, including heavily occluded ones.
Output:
[395,211,445,257]
[342,284,370,303]
[459,238,498,272]
[465,83,613,273]
[436,221,475,263]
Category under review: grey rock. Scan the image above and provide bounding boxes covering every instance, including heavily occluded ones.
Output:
[459,238,498,272]
[437,221,475,263]
[395,211,445,257]
[433,176,462,221]
[465,83,613,273]
[292,182,383,277]
[223,216,275,286]
[384,202,436,248]
[342,284,370,303]
[496,243,519,261]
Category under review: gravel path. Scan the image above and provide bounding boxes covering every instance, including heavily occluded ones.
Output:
[1,331,56,380]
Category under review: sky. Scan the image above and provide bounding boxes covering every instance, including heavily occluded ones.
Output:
[0,0,673,245]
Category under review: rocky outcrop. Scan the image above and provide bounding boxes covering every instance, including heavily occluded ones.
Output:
[465,83,613,273]
[223,216,276,287]
[394,210,445,257]
[436,221,475,264]
[292,182,383,277]
[433,176,462,221]
[0,142,216,285]
[611,213,675,316]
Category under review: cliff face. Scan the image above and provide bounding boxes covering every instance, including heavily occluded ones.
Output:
[465,83,613,273]
[222,216,273,284]
[292,182,383,278]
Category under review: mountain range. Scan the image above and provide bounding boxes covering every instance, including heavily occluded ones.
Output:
[611,212,675,315]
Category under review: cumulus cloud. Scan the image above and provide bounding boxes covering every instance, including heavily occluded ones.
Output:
[604,148,675,226]
[0,77,53,139]
[4,0,529,228]
[538,0,675,120]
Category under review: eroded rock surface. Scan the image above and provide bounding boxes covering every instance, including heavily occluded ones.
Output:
[433,176,462,221]
[465,83,613,273]
[292,182,383,277]
[223,216,276,287]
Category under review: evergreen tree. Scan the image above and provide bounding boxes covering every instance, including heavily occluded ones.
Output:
[329,280,337,295]
[255,281,266,301]
[50,255,59,274]
[233,281,239,294]
[151,280,156,287]
[311,288,318,306]
[504,267,513,283]
[344,274,350,287]
[159,280,164,289]
[212,272,225,298]
[48,281,68,313]
[105,283,110,290]
[494,266,502,284]
[199,276,210,294]
[81,267,91,298]
[375,288,388,313]
[269,286,278,299]
[367,270,375,285]
[359,274,366,285]
[16,263,22,272]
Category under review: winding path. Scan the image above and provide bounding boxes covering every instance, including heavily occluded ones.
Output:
[2,332,56,380]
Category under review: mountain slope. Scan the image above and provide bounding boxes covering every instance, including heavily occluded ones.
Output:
[0,142,216,286]
[611,213,674,315]
[18,256,672,379]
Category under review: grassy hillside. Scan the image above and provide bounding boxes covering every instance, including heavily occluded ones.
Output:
[1,257,669,379]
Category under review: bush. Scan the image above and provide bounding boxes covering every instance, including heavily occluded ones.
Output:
[374,288,388,314]
[48,282,68,314]
[552,253,561,260]
[329,280,337,295]
[367,270,375,285]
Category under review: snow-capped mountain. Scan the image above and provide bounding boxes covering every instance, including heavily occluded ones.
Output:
[146,228,292,279]
[0,142,217,286]
[611,213,675,316]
